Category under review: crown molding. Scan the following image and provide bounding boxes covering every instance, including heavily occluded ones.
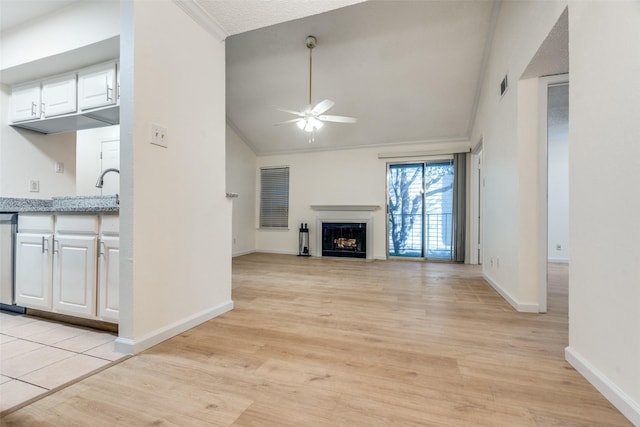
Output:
[173,0,228,42]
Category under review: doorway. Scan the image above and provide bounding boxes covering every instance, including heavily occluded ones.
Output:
[387,157,464,261]
[100,139,120,196]
[539,76,569,312]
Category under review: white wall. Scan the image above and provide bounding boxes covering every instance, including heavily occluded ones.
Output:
[566,1,640,423]
[226,125,257,256]
[547,84,569,262]
[0,0,119,72]
[117,0,231,353]
[469,1,567,311]
[76,125,120,196]
[256,141,470,259]
[0,83,76,198]
[0,0,120,199]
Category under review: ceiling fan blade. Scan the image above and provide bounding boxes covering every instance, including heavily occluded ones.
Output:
[311,99,335,115]
[273,118,303,126]
[318,114,358,123]
[275,107,305,117]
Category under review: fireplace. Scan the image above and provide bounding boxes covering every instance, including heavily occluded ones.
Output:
[322,222,367,258]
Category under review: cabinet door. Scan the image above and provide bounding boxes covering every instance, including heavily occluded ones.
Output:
[42,73,77,117]
[78,63,117,110]
[15,233,53,310]
[98,236,119,322]
[10,82,41,123]
[52,234,97,317]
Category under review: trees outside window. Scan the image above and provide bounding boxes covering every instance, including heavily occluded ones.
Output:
[388,162,454,257]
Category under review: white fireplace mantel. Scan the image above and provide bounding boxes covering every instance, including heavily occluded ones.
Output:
[310,204,380,211]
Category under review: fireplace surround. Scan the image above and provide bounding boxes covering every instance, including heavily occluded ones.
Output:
[312,205,378,260]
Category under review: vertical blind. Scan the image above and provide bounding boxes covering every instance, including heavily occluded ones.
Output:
[260,166,290,228]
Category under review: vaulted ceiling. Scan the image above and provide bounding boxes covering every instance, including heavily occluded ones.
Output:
[224,1,497,155]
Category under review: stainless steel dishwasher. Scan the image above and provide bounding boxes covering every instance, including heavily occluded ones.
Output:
[0,213,25,313]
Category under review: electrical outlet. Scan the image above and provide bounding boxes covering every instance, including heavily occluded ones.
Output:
[29,180,40,192]
[150,123,168,148]
[233,237,237,245]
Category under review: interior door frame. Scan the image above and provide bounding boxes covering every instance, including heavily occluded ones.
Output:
[470,138,483,265]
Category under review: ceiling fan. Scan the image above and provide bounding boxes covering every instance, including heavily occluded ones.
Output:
[274,35,357,142]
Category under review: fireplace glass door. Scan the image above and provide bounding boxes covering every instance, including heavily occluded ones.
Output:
[387,160,455,260]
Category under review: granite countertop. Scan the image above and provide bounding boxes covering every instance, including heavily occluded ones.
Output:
[0,196,119,213]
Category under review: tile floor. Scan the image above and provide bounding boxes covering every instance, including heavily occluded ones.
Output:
[0,311,127,414]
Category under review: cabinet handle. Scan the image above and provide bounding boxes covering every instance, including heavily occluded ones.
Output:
[41,102,45,116]
[99,240,105,257]
[106,86,113,102]
[53,238,59,254]
[42,236,48,253]
[31,102,37,117]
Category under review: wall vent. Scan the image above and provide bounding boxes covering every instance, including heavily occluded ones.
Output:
[500,74,508,97]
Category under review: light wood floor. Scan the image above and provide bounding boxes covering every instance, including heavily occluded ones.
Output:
[1,254,630,426]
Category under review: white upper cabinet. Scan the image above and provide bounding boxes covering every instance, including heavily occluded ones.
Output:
[10,82,41,123]
[42,73,77,117]
[78,62,117,111]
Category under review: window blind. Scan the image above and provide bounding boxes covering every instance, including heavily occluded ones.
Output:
[260,166,290,228]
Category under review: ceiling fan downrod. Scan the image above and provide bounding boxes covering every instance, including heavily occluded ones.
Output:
[306,35,317,106]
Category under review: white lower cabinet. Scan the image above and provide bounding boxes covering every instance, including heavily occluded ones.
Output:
[15,215,54,310]
[52,234,98,317]
[98,216,119,322]
[15,232,53,310]
[15,214,118,323]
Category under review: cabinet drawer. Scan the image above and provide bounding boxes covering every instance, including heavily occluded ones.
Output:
[100,215,119,235]
[55,215,99,234]
[18,214,54,233]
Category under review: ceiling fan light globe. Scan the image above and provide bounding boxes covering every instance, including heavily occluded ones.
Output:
[310,117,323,130]
[296,120,306,130]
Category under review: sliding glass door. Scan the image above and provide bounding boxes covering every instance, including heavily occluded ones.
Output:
[387,159,461,261]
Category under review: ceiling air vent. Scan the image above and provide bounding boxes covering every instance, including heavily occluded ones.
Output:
[500,74,508,97]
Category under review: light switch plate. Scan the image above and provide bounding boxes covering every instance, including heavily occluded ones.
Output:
[55,162,64,173]
[150,123,168,148]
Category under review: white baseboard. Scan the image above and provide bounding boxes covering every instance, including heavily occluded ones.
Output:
[115,300,234,354]
[232,249,256,257]
[482,273,539,313]
[548,258,569,264]
[565,346,639,425]
[255,248,298,256]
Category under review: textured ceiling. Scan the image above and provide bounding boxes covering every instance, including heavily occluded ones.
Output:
[226,1,496,155]
[522,8,569,79]
[194,0,366,36]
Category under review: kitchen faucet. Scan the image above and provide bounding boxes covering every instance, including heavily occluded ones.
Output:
[95,168,120,188]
